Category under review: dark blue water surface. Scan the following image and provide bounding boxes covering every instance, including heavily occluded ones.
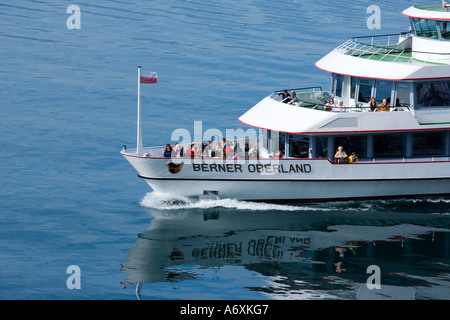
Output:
[1,0,449,300]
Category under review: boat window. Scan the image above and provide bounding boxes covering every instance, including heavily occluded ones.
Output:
[357,79,373,103]
[332,74,344,97]
[412,18,439,39]
[395,82,411,107]
[261,129,269,150]
[350,77,357,100]
[373,134,406,158]
[333,136,367,159]
[416,81,450,107]
[375,80,394,104]
[289,134,309,158]
[271,131,285,155]
[314,137,328,158]
[438,21,450,40]
[412,131,445,157]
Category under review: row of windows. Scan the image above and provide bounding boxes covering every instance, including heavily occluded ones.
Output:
[315,132,447,159]
[332,74,450,109]
[264,130,450,160]
[411,18,450,40]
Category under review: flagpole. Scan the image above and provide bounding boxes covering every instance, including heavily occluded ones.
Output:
[137,65,143,155]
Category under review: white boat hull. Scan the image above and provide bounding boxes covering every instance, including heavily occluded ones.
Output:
[123,154,450,202]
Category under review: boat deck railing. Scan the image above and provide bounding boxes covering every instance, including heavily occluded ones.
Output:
[336,32,450,65]
[269,87,411,113]
[122,147,450,164]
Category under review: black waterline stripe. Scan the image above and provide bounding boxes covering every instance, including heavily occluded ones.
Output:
[137,175,450,182]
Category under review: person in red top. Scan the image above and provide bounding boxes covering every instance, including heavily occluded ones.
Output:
[275,151,283,159]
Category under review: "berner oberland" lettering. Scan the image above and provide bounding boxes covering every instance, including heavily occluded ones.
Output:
[192,163,312,174]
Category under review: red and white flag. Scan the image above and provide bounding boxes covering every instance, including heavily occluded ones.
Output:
[140,71,158,84]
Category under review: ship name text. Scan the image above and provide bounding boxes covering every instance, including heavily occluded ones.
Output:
[192,163,312,174]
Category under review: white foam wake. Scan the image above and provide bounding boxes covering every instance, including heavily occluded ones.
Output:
[138,192,379,213]
[139,192,303,212]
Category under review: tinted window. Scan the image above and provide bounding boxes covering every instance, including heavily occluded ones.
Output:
[334,136,367,159]
[358,79,373,103]
[332,74,344,97]
[438,20,450,39]
[396,82,411,107]
[373,134,406,158]
[289,135,310,158]
[416,82,450,107]
[413,18,439,39]
[375,80,393,104]
[412,132,445,156]
[315,137,328,158]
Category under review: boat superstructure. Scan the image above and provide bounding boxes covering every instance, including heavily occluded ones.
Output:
[122,3,450,202]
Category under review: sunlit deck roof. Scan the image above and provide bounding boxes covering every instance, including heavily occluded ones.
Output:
[315,33,450,80]
[402,3,450,20]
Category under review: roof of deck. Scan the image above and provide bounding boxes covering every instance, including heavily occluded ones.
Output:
[315,38,450,80]
[402,4,450,20]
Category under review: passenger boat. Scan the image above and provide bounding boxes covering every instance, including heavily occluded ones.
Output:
[122,3,450,202]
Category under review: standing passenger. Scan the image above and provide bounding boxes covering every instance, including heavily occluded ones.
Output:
[163,144,172,157]
[334,146,348,163]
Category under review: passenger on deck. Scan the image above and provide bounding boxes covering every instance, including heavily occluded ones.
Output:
[187,142,196,158]
[205,140,213,157]
[244,142,250,158]
[334,146,348,163]
[249,145,258,158]
[173,143,184,158]
[224,141,233,158]
[279,90,290,102]
[333,101,344,113]
[369,97,377,112]
[275,150,283,159]
[163,144,172,157]
[376,99,390,112]
[288,92,298,105]
[348,152,358,163]
[325,99,334,111]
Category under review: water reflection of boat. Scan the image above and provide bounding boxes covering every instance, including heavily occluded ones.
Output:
[121,205,450,300]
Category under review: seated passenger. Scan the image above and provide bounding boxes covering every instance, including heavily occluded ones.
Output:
[325,99,334,111]
[275,150,283,159]
[288,92,298,105]
[376,99,390,112]
[279,90,290,102]
[333,101,344,113]
[348,152,358,163]
[163,144,172,157]
[334,146,348,163]
[369,97,377,112]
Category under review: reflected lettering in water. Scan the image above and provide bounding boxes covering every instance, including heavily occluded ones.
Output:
[121,194,450,300]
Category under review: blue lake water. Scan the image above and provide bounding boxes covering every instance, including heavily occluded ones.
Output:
[1,0,449,300]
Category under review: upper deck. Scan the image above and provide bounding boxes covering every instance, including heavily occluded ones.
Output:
[317,2,450,80]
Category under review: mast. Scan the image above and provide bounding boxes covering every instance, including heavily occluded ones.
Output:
[137,65,143,155]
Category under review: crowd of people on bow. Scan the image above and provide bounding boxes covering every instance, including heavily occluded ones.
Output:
[163,138,260,159]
